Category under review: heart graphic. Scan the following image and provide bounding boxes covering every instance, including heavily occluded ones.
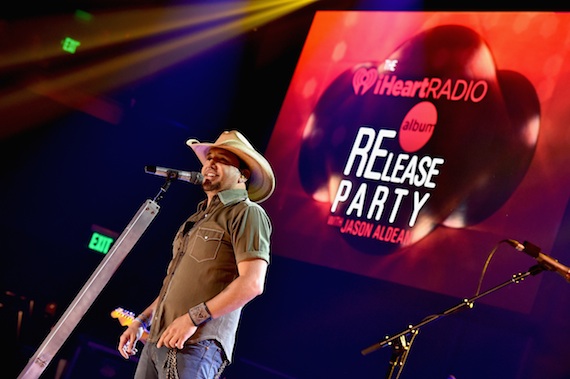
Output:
[352,67,378,95]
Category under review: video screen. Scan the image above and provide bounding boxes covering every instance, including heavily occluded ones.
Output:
[263,11,570,313]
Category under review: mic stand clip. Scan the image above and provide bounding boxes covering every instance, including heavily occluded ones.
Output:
[152,173,176,203]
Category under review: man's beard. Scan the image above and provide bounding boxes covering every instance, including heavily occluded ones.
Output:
[202,180,220,192]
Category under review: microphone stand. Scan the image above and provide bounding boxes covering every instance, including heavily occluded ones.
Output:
[361,264,545,379]
[17,178,175,379]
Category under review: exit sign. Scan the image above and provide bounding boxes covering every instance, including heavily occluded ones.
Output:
[88,232,114,254]
[62,37,81,54]
[88,225,119,254]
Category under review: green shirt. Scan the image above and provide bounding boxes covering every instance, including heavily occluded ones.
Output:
[148,188,272,362]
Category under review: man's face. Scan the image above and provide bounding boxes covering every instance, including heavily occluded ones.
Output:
[201,147,243,194]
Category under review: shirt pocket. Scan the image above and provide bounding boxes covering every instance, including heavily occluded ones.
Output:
[188,227,224,262]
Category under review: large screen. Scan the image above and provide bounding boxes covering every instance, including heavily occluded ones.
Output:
[263,11,570,313]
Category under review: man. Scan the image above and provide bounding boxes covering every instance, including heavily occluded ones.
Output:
[118,130,275,379]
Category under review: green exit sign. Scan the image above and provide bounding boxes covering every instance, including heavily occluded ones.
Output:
[62,37,81,54]
[88,232,115,254]
[88,225,118,254]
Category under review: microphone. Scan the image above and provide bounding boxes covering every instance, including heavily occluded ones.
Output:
[506,239,570,283]
[144,165,204,185]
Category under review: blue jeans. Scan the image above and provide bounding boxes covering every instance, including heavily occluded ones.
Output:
[134,340,227,379]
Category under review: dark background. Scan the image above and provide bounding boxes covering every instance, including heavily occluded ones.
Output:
[1,1,569,378]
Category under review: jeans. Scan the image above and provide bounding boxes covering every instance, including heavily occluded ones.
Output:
[134,340,227,379]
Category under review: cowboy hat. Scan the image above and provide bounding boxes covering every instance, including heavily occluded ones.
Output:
[186,130,275,203]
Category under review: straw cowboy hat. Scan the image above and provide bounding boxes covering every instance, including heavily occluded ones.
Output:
[186,130,276,203]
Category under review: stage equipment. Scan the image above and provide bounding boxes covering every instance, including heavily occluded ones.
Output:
[144,165,204,184]
[506,239,570,282]
[17,171,181,379]
[360,239,563,379]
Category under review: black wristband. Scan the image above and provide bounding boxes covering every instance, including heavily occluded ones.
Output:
[188,302,212,326]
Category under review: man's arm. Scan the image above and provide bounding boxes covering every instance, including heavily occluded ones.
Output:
[156,258,268,349]
[207,258,268,317]
[118,297,159,359]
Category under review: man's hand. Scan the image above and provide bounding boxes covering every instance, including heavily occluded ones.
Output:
[157,313,197,349]
[118,323,144,359]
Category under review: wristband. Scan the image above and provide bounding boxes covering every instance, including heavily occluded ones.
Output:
[135,313,150,330]
[134,317,147,330]
[188,302,212,326]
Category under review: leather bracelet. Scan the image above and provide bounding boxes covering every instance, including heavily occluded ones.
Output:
[188,302,212,326]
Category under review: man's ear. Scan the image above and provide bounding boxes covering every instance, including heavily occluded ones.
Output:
[240,169,251,183]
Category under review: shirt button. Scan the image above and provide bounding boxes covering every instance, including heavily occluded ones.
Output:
[204,236,208,240]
